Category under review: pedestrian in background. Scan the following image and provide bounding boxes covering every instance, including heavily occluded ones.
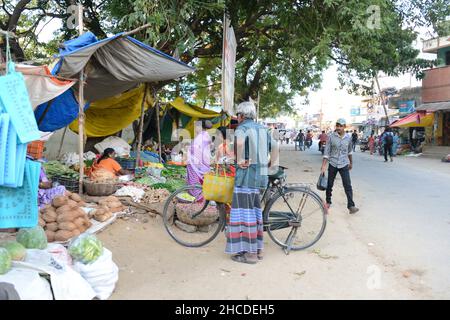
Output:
[351,130,358,152]
[392,132,399,156]
[321,118,359,214]
[382,127,394,162]
[368,134,375,155]
[296,130,305,151]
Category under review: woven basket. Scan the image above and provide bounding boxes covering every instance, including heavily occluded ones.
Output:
[175,202,219,226]
[83,180,118,196]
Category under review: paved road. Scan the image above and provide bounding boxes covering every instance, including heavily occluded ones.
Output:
[102,142,450,299]
[292,141,450,298]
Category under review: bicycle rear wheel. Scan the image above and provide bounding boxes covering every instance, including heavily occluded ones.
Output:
[162,184,225,247]
[264,187,326,251]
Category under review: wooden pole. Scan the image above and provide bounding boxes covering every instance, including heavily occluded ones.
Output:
[156,101,162,163]
[77,4,85,194]
[57,126,68,159]
[136,84,148,168]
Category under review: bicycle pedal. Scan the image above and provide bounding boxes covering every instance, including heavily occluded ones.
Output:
[288,221,301,227]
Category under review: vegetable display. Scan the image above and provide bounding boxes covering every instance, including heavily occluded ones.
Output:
[0,248,12,275]
[39,193,92,242]
[16,226,48,249]
[68,235,104,264]
[162,165,186,179]
[134,175,166,186]
[43,161,79,179]
[0,241,26,261]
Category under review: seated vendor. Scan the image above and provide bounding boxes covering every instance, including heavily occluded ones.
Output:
[38,166,67,209]
[90,148,128,177]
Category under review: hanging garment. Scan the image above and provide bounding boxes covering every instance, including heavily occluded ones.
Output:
[0,160,41,228]
[0,62,40,144]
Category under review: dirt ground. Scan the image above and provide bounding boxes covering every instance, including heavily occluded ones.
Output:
[97,145,433,300]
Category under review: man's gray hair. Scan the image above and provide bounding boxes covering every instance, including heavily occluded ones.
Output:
[236,101,257,120]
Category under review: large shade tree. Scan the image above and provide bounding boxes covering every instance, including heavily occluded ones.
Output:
[1,0,449,117]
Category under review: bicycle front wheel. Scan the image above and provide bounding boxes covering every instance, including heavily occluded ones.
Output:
[162,184,225,248]
[264,187,326,251]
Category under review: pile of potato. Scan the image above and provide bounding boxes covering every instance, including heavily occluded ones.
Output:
[90,196,126,222]
[38,193,92,242]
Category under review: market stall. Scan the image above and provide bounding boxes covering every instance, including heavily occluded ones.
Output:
[0,27,193,299]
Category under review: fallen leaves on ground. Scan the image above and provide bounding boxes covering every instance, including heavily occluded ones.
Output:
[294,270,306,279]
[311,248,339,260]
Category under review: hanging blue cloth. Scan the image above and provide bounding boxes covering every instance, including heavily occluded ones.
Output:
[0,160,41,228]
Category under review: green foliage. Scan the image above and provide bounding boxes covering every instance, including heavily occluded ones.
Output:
[2,0,449,117]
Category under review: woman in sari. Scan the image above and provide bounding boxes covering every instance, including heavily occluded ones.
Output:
[186,120,213,199]
[368,134,375,155]
[38,166,67,209]
[89,148,128,181]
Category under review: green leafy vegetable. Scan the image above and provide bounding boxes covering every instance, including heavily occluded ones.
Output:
[0,241,26,261]
[43,161,79,179]
[16,226,47,249]
[0,248,12,275]
[68,235,104,264]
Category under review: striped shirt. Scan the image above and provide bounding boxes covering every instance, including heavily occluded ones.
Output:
[323,132,353,168]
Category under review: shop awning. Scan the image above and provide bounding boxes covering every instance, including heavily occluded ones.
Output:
[416,101,450,112]
[390,112,434,128]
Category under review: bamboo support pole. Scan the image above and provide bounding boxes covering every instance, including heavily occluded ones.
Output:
[77,4,85,195]
[156,101,162,163]
[136,84,148,168]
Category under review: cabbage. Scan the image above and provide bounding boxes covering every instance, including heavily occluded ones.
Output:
[68,235,103,264]
[0,248,12,275]
[16,226,48,249]
[1,241,26,261]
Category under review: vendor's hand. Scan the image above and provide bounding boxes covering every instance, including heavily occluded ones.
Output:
[320,166,327,175]
[348,163,353,171]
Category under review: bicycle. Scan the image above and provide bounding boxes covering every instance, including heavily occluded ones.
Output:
[162,166,327,255]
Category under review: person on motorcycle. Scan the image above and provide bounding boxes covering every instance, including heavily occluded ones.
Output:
[318,131,328,151]
[305,130,313,149]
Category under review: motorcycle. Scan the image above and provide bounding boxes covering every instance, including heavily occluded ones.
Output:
[305,139,312,149]
[319,141,326,155]
[359,138,370,152]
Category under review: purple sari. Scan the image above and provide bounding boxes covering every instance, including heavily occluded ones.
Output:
[38,167,66,209]
[186,131,211,199]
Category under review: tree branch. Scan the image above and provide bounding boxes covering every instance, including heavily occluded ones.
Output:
[7,0,33,31]
[328,54,350,66]
[1,1,12,17]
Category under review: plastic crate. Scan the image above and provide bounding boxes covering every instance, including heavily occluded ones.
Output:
[115,157,136,170]
[53,175,79,193]
[27,141,45,159]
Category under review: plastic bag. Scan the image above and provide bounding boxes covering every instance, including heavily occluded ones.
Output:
[73,248,119,300]
[316,173,328,191]
[0,268,53,300]
[68,234,103,265]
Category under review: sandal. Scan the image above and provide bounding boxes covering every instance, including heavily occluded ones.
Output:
[257,250,264,260]
[231,253,257,264]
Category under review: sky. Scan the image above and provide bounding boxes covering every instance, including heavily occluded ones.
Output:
[298,27,438,125]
